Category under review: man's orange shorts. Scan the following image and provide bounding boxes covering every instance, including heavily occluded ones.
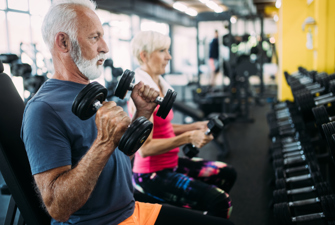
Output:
[119,201,162,225]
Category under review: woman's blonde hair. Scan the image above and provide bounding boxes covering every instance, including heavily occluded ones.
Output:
[130,31,171,65]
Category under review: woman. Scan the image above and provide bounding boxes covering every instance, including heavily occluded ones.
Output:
[128,31,237,219]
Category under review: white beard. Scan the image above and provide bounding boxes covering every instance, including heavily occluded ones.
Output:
[70,40,106,80]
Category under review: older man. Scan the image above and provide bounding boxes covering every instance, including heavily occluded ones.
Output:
[21,0,160,224]
[21,1,234,225]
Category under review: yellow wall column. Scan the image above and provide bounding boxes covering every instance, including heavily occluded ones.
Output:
[327,0,335,73]
[278,0,335,101]
[278,0,314,101]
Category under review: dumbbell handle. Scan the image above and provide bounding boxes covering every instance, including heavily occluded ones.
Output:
[128,83,164,104]
[285,173,310,182]
[93,100,103,110]
[286,186,315,195]
[93,100,134,121]
[315,92,333,101]
[315,95,335,106]
[282,150,305,158]
[292,213,325,223]
[282,145,302,153]
[284,154,306,165]
[288,197,320,207]
[285,164,309,174]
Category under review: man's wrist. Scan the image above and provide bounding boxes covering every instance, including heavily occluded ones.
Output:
[133,110,152,120]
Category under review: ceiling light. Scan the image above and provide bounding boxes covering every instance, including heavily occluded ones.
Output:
[205,1,223,13]
[185,8,198,17]
[206,1,218,10]
[275,0,281,8]
[173,2,187,12]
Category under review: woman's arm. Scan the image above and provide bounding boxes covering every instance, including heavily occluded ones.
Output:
[172,121,208,135]
[128,97,213,158]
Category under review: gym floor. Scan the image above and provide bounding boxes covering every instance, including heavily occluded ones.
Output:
[0,82,276,225]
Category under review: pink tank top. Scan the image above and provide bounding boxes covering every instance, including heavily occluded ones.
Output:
[132,106,179,173]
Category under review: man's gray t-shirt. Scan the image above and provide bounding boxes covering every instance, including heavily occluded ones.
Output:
[21,79,134,225]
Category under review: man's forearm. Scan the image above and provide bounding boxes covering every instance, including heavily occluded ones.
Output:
[132,109,153,121]
[38,141,115,222]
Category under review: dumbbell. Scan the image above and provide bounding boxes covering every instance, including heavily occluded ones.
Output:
[273,194,335,225]
[295,84,335,114]
[322,122,335,163]
[274,159,323,191]
[72,82,153,156]
[274,160,320,180]
[269,134,309,151]
[271,143,314,162]
[312,105,334,130]
[272,100,295,111]
[273,181,333,204]
[183,117,223,158]
[291,73,335,99]
[272,147,316,170]
[114,69,177,119]
[275,170,323,190]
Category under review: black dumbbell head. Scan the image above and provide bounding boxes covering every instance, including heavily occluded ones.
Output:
[322,122,335,163]
[275,167,285,180]
[295,91,315,113]
[156,89,177,119]
[275,178,286,189]
[273,203,293,225]
[312,106,330,128]
[72,82,107,120]
[183,144,199,159]
[315,182,333,197]
[114,69,134,99]
[273,189,289,204]
[118,116,153,156]
[207,117,224,134]
[321,195,335,220]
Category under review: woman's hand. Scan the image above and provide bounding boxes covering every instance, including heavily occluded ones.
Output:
[131,81,159,119]
[189,130,214,148]
[192,121,209,131]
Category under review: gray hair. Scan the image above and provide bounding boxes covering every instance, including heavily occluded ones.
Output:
[130,31,171,65]
[41,0,97,51]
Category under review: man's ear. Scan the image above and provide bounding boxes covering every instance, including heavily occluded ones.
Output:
[55,32,70,53]
[139,51,148,63]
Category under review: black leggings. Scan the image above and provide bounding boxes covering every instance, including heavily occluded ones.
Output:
[155,204,234,225]
[133,157,237,218]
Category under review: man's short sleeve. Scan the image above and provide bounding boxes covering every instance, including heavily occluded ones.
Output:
[21,101,72,175]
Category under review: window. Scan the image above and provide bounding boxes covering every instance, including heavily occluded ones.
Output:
[29,0,50,16]
[0,0,6,10]
[97,10,132,71]
[0,11,8,53]
[8,0,28,11]
[140,19,169,35]
[7,12,31,54]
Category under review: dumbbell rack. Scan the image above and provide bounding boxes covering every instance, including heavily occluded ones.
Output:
[266,67,335,225]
